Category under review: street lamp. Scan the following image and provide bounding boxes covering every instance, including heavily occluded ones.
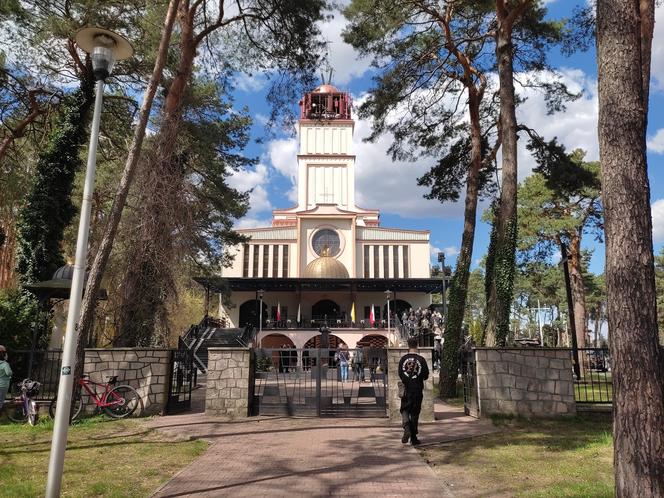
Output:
[258,289,265,347]
[385,290,392,342]
[46,27,132,498]
[437,252,447,317]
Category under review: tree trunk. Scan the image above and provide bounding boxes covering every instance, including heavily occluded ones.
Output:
[76,0,180,348]
[484,5,520,346]
[439,88,483,398]
[597,1,664,495]
[115,3,198,346]
[568,233,587,349]
[0,219,16,288]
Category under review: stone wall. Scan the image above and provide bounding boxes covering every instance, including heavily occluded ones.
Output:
[83,348,172,415]
[206,347,252,418]
[387,348,435,424]
[474,348,576,418]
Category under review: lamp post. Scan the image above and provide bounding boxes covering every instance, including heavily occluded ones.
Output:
[385,290,392,343]
[258,289,264,347]
[437,252,447,317]
[46,27,132,498]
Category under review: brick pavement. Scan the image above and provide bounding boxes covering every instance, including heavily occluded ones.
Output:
[149,400,497,498]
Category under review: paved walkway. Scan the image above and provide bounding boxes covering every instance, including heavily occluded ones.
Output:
[150,398,497,498]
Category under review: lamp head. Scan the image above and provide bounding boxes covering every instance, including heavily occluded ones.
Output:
[384,290,392,300]
[75,27,133,81]
[258,289,265,299]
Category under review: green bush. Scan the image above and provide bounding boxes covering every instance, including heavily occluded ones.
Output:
[0,289,44,351]
[255,354,273,372]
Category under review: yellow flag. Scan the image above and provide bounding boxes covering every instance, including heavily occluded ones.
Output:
[351,302,356,323]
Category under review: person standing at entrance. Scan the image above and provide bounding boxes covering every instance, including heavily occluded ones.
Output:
[0,346,12,409]
[398,337,429,445]
[336,344,350,382]
[353,343,365,382]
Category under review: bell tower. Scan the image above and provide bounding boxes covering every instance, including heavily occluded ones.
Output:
[296,84,356,211]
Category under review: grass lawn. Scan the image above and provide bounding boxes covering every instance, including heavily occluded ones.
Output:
[574,373,613,404]
[421,416,613,498]
[0,416,208,498]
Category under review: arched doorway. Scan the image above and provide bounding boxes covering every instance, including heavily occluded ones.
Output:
[311,299,340,321]
[303,334,345,349]
[303,334,345,366]
[260,334,296,373]
[357,334,388,348]
[239,299,268,328]
[384,299,412,322]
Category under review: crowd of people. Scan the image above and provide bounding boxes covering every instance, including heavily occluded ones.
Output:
[400,308,444,370]
[335,343,384,383]
[401,307,444,338]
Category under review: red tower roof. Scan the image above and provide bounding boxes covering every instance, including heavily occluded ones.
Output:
[299,85,352,120]
[313,83,340,93]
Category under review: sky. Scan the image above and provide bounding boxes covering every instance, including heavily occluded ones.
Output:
[225,1,664,277]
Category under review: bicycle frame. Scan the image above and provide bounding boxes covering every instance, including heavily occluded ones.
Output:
[78,378,123,408]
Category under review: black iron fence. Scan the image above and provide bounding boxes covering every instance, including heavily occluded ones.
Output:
[8,350,66,400]
[252,347,388,417]
[461,350,479,417]
[572,348,612,404]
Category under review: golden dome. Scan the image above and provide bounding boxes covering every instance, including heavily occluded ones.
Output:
[304,247,349,278]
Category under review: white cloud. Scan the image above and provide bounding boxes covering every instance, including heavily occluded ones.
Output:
[227,163,273,228]
[651,5,664,90]
[267,138,298,203]
[231,73,268,93]
[443,246,460,257]
[318,6,372,85]
[352,93,465,219]
[514,69,599,181]
[647,128,664,154]
[430,245,459,258]
[652,199,664,242]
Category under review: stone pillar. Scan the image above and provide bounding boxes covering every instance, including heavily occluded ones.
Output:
[387,348,434,424]
[206,347,252,418]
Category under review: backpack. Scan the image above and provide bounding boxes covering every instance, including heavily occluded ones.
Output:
[355,349,363,363]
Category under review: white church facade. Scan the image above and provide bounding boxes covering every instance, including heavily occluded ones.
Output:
[197,84,442,349]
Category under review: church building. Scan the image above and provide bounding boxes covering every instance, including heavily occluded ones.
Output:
[198,84,442,349]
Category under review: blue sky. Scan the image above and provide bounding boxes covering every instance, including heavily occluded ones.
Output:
[226,1,664,277]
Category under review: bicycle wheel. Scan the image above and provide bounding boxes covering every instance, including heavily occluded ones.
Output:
[6,400,27,423]
[28,399,39,426]
[103,385,140,418]
[49,394,83,421]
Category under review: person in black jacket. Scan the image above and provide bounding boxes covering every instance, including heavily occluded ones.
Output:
[398,336,429,445]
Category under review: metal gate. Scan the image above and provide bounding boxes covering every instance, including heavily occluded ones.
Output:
[251,348,387,417]
[165,339,195,414]
[461,349,479,418]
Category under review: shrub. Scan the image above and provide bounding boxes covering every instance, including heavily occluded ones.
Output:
[0,289,44,351]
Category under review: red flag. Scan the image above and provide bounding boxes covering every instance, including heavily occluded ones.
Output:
[370,304,375,326]
[277,302,281,321]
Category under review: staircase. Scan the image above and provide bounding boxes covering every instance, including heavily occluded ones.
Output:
[182,320,254,373]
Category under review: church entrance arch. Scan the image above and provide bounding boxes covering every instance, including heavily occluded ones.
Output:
[303,334,345,349]
[239,299,268,329]
[260,334,296,373]
[357,334,388,349]
[311,299,340,321]
[385,299,412,321]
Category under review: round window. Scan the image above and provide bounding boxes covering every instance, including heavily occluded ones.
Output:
[312,229,341,257]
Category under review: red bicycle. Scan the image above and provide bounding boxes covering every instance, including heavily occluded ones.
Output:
[49,374,140,420]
